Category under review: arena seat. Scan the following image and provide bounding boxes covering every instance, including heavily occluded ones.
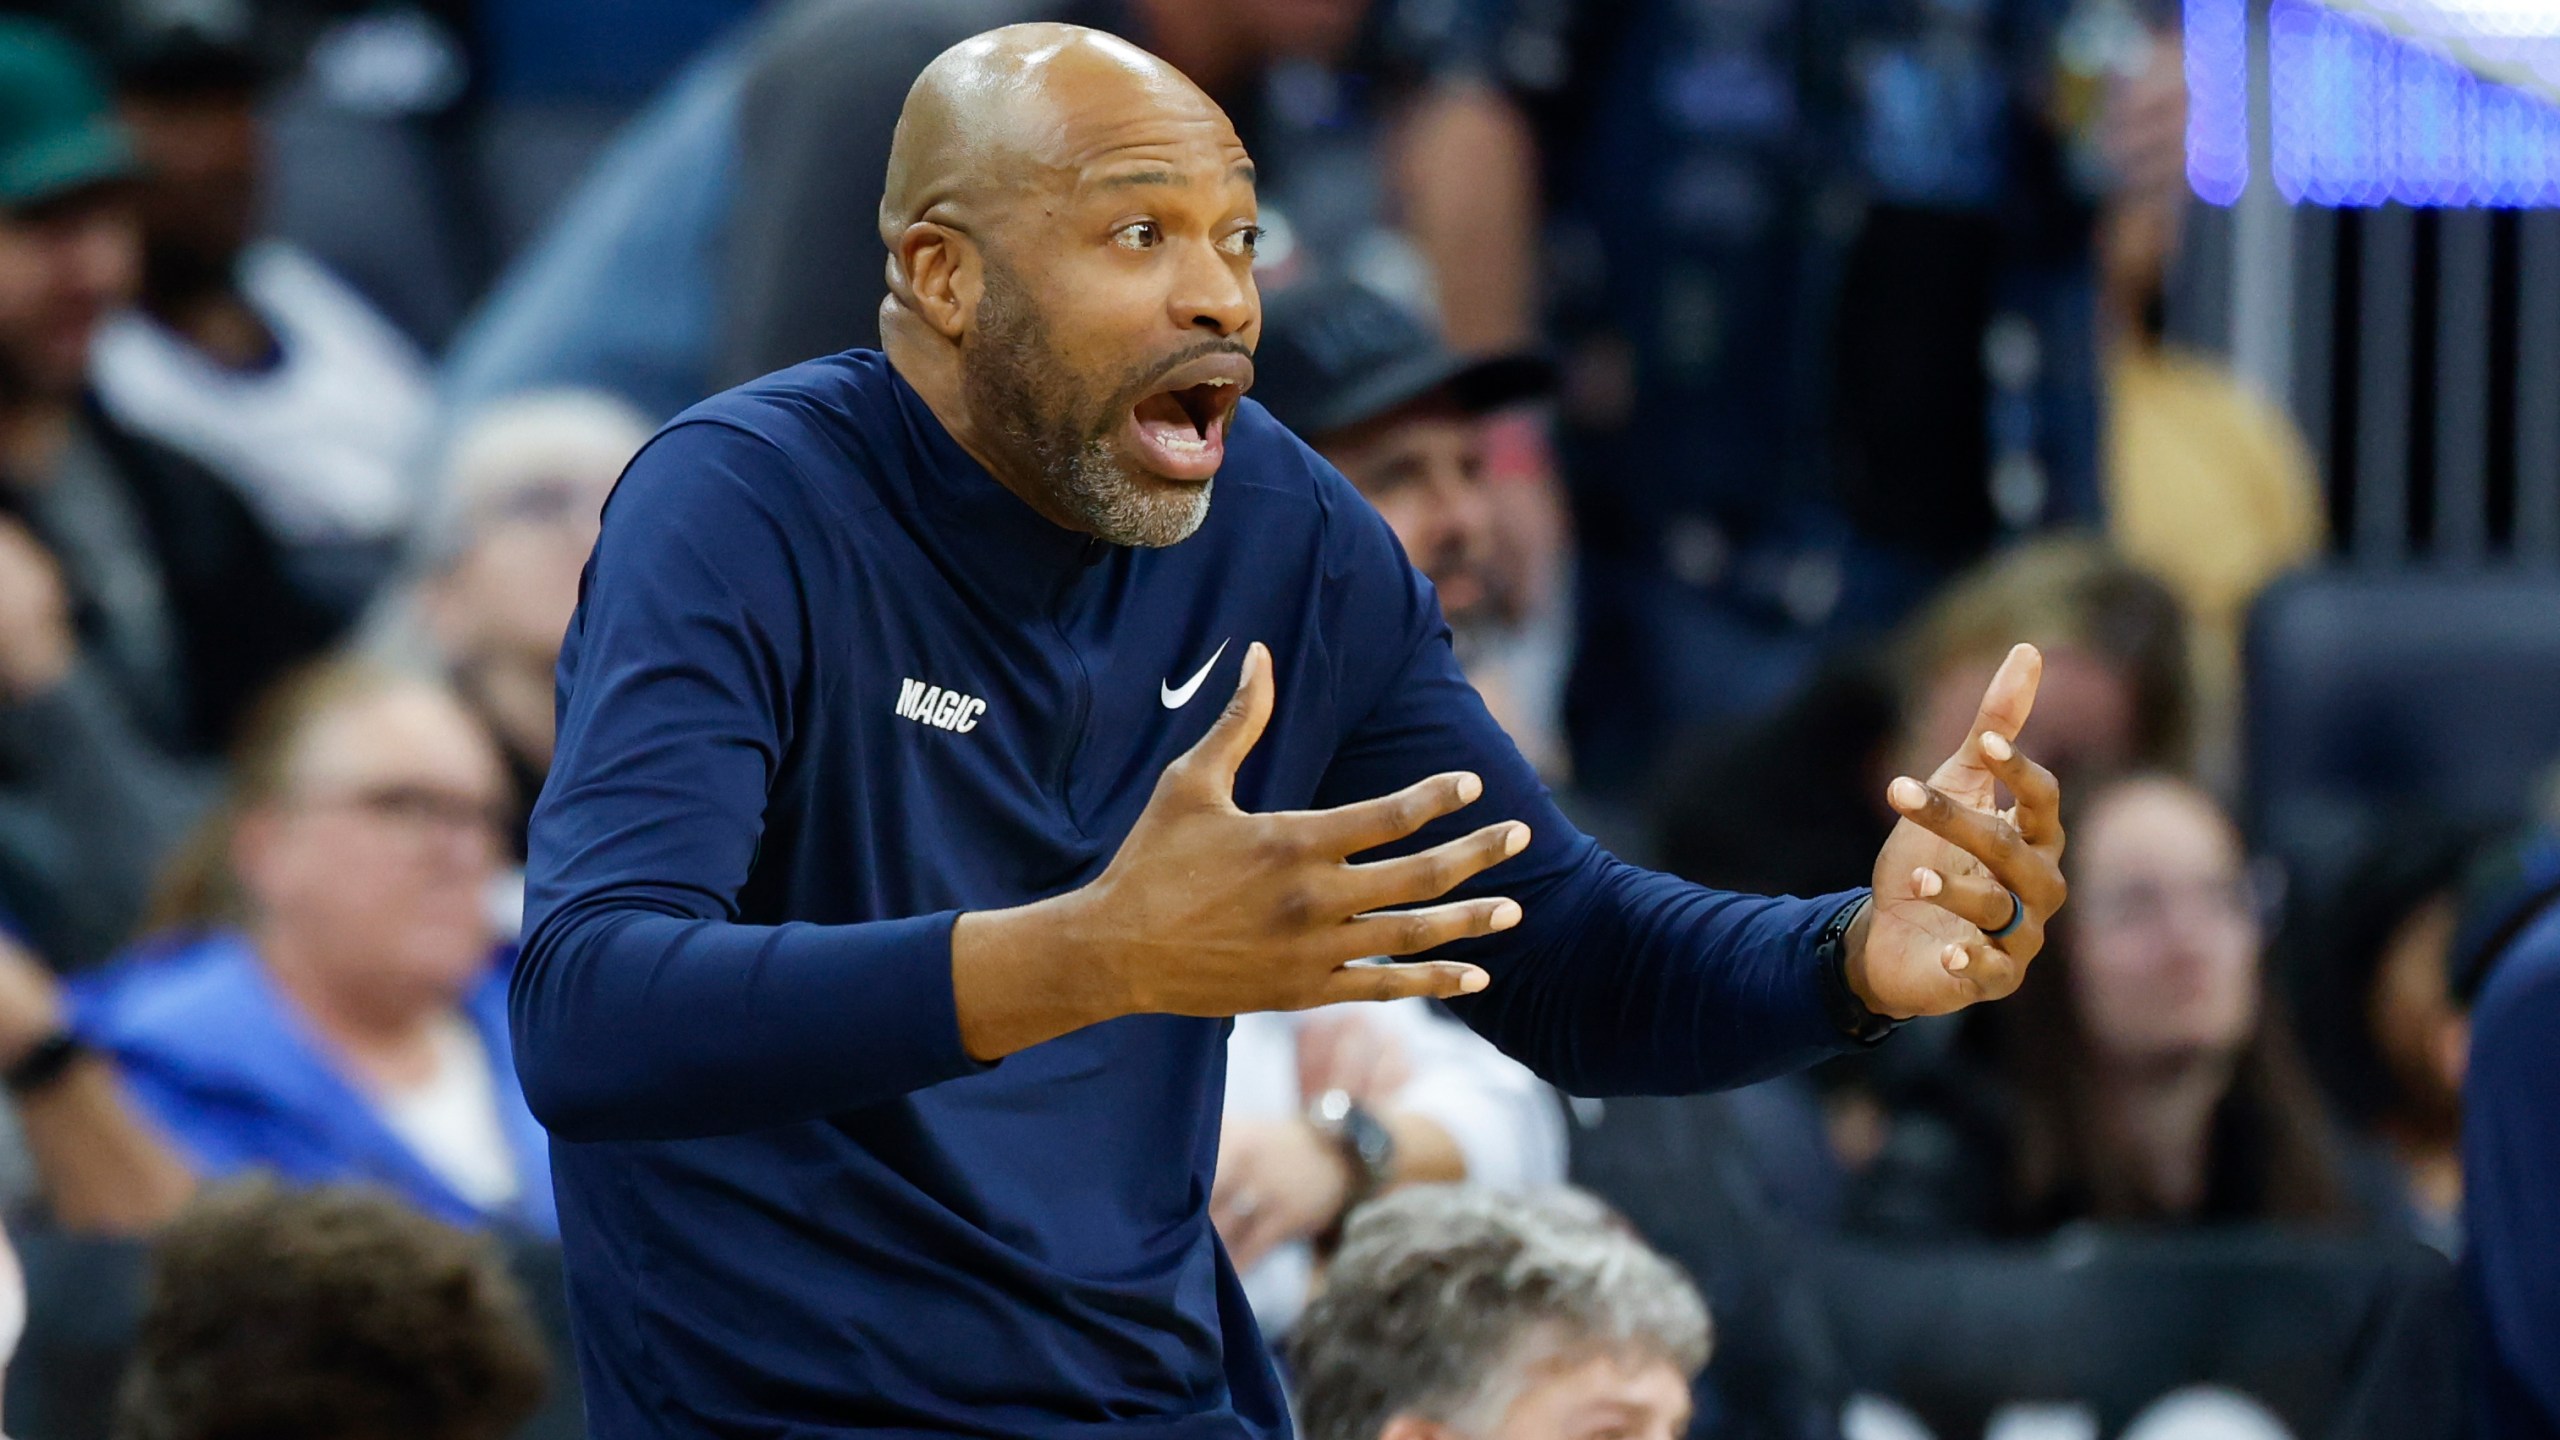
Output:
[1813,1226,2468,1440]
[2244,566,2560,900]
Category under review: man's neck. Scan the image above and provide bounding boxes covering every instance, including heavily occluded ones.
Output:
[881,320,1083,533]
[2090,1051,2237,1216]
[258,928,452,1093]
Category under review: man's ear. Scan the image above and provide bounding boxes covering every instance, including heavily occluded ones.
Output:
[1380,1414,1459,1440]
[892,221,982,341]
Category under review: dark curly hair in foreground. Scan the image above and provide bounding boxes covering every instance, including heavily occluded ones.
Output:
[113,1179,549,1440]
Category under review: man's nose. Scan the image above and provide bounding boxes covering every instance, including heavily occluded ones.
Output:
[1170,241,1255,338]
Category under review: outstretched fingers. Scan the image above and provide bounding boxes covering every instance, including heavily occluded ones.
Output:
[1317,954,1498,1005]
[1336,821,1531,914]
[1290,769,1488,858]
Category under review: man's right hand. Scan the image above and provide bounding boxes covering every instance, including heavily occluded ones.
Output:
[951,641,1528,1061]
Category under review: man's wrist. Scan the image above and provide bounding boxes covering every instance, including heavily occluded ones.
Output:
[949,894,1128,1061]
[1818,894,1903,1043]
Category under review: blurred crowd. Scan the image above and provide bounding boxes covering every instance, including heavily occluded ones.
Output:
[0,0,2544,1437]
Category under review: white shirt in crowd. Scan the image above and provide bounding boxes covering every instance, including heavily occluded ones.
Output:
[1223,1000,1567,1335]
[375,1015,520,1211]
[91,241,434,546]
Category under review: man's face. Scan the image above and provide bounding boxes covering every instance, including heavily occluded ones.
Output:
[119,91,261,297]
[958,83,1259,547]
[0,188,140,399]
[1316,400,1494,622]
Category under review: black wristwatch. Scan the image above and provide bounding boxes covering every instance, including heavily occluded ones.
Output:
[1815,894,1902,1046]
[1307,1087,1397,1213]
[5,1029,87,1096]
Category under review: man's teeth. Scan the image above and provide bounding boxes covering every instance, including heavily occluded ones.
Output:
[1159,429,1211,454]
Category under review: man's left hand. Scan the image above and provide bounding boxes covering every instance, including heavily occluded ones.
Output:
[1848,643,2068,1019]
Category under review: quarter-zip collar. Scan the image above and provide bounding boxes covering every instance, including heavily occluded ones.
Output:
[883,360,1118,612]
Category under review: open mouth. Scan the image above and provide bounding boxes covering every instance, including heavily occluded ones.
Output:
[1124,353,1251,481]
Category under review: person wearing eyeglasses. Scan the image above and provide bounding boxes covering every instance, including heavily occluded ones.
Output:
[59,660,554,1236]
[1847,774,2392,1239]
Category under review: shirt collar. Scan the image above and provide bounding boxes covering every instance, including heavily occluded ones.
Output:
[885,361,1116,610]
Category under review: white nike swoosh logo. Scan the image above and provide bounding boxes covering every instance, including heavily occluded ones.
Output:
[1161,638,1231,709]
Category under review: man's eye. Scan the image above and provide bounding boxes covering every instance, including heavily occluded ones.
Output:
[1114,221,1163,250]
[1219,226,1262,258]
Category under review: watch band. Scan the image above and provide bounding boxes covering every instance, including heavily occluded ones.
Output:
[5,1029,86,1096]
[1308,1088,1396,1198]
[1815,894,1902,1046]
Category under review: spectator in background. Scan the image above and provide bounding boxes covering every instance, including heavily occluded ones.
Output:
[0,19,336,968]
[1521,0,2190,796]
[1289,1186,1710,1440]
[445,0,1545,424]
[1216,1002,1565,1341]
[1658,535,2190,903]
[1249,277,1563,768]
[2283,825,2488,1254]
[365,389,650,868]
[69,661,554,1236]
[89,7,436,621]
[1850,775,2372,1238]
[1209,279,1567,1337]
[2096,190,2323,783]
[111,1179,548,1440]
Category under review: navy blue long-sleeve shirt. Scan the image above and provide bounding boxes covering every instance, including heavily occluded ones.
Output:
[2466,904,2560,1439]
[516,350,1860,1437]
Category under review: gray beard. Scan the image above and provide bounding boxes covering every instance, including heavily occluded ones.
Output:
[1050,439,1213,548]
[965,260,1215,550]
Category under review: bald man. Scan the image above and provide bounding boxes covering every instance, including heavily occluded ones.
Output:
[516,25,2068,1436]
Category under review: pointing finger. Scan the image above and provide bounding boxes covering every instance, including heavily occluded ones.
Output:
[1969,643,2044,749]
[1177,641,1271,798]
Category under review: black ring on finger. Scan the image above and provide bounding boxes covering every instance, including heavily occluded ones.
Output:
[1986,888,2025,941]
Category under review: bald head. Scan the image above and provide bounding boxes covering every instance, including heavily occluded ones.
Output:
[881,25,1243,252]
[873,24,1262,550]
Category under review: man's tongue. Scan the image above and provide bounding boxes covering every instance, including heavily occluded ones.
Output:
[1131,389,1222,474]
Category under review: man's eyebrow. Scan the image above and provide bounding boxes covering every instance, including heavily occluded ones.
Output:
[1231,160,1256,185]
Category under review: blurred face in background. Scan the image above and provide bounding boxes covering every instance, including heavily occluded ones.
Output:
[1480,1350,1693,1440]
[0,186,139,400]
[1316,397,1496,624]
[2063,779,2263,1070]
[430,467,613,673]
[235,682,508,1016]
[118,89,261,302]
[1903,642,2139,791]
[1234,0,1372,62]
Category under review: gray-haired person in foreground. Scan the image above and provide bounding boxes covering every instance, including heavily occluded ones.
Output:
[1289,1187,1710,1440]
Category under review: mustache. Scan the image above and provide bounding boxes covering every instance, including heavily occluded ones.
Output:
[1110,338,1254,409]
